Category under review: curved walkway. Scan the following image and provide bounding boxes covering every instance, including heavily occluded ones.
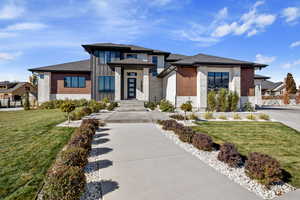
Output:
[85,123,261,200]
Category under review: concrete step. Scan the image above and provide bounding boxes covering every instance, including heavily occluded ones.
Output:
[116,100,147,112]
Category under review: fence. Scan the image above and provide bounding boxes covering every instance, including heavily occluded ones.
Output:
[0,99,22,108]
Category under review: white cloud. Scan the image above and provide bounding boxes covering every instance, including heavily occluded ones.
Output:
[282,7,300,23]
[281,60,300,69]
[5,23,47,31]
[0,0,25,19]
[150,0,172,6]
[0,32,17,38]
[0,51,22,61]
[255,54,276,64]
[290,41,300,48]
[212,1,276,38]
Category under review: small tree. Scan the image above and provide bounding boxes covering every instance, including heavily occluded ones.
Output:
[61,102,76,123]
[207,91,217,111]
[180,101,192,120]
[29,74,38,88]
[231,91,239,112]
[217,88,228,112]
[283,91,290,105]
[285,73,297,94]
[24,91,30,110]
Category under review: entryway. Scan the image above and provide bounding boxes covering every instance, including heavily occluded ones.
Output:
[127,78,136,99]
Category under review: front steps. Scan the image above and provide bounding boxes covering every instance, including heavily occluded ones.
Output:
[115,100,148,112]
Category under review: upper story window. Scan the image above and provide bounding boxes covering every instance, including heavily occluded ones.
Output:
[96,51,120,64]
[64,76,86,88]
[150,56,158,76]
[126,54,137,59]
[208,72,229,91]
[98,76,115,92]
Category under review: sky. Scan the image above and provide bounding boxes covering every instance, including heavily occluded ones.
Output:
[0,0,299,86]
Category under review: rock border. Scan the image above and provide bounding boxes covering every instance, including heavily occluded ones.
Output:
[155,124,295,200]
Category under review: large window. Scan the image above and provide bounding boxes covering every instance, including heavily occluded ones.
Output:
[150,56,158,76]
[208,72,229,91]
[97,51,121,64]
[126,53,137,59]
[98,76,115,92]
[64,76,86,88]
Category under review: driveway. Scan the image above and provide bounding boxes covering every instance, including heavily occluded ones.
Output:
[89,123,260,200]
[258,106,300,132]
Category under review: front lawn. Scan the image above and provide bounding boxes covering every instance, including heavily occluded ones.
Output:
[0,109,74,200]
[193,121,300,188]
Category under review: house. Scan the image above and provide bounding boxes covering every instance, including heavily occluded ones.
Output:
[29,43,267,110]
[254,74,284,96]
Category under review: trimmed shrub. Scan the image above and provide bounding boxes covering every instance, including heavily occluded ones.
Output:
[159,100,175,112]
[217,143,242,168]
[207,91,217,111]
[102,97,110,104]
[246,114,256,120]
[231,92,239,111]
[245,152,283,185]
[259,114,270,121]
[188,113,198,120]
[107,102,118,111]
[217,88,228,112]
[81,106,92,115]
[203,112,214,120]
[192,133,214,151]
[69,129,92,150]
[89,100,106,113]
[60,102,76,123]
[58,147,88,168]
[161,120,180,131]
[177,127,195,143]
[218,115,227,120]
[82,118,100,128]
[243,102,254,112]
[43,165,86,200]
[69,111,83,121]
[144,102,157,110]
[180,101,192,119]
[169,114,185,120]
[233,113,241,120]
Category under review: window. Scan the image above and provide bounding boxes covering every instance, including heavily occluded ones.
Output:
[98,76,115,92]
[97,51,120,64]
[64,76,86,88]
[126,54,137,59]
[150,56,158,76]
[39,74,44,79]
[127,72,137,76]
[208,72,229,91]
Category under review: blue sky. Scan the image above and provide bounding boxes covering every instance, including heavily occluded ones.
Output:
[0,0,299,86]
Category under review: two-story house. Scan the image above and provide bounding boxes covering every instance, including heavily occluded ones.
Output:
[29,43,267,110]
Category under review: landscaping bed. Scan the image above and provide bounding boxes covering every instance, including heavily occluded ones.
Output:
[156,120,296,199]
[0,109,74,200]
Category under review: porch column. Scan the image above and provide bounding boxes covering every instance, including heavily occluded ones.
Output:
[143,68,150,101]
[115,67,121,101]
[197,66,207,110]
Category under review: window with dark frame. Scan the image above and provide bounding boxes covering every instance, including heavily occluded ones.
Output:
[126,54,138,59]
[64,76,86,88]
[97,51,121,64]
[208,72,229,91]
[98,76,115,92]
[150,56,158,76]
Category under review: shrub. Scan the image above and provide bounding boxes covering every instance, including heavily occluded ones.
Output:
[102,97,110,104]
[259,114,270,121]
[69,110,83,120]
[207,91,217,111]
[177,127,195,143]
[246,114,256,120]
[82,118,99,128]
[68,129,92,150]
[192,133,214,151]
[89,100,106,113]
[233,113,241,120]
[217,88,228,112]
[81,106,92,115]
[169,114,185,120]
[58,147,88,168]
[188,113,198,120]
[144,102,157,110]
[24,91,30,110]
[245,152,283,185]
[107,102,118,111]
[229,91,239,112]
[203,112,214,120]
[160,120,182,131]
[43,165,86,200]
[180,101,192,119]
[218,115,227,120]
[217,143,242,168]
[60,102,76,123]
[243,102,254,112]
[159,100,175,112]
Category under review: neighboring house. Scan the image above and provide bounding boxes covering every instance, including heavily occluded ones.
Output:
[0,81,37,102]
[254,74,284,96]
[29,43,267,110]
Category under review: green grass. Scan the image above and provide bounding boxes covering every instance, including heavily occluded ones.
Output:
[193,121,300,188]
[0,109,74,200]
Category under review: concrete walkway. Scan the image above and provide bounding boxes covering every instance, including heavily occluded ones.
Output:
[97,123,260,200]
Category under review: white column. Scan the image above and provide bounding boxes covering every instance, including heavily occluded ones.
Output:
[143,68,150,101]
[197,66,208,110]
[115,67,121,101]
[232,67,241,96]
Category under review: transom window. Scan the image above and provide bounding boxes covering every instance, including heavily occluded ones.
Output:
[126,54,137,59]
[208,72,229,91]
[64,76,86,88]
[127,72,137,76]
[150,56,158,76]
[98,76,115,92]
[96,51,121,64]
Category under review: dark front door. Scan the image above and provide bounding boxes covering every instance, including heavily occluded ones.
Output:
[127,78,136,99]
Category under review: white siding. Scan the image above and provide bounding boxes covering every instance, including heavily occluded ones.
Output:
[37,72,51,103]
[162,71,176,105]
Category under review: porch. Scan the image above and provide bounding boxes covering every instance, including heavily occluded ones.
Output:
[108,58,155,101]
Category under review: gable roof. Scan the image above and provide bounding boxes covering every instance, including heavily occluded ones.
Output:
[0,82,27,93]
[166,53,188,61]
[171,53,267,67]
[261,80,283,91]
[29,59,90,72]
[82,43,170,55]
[254,74,270,80]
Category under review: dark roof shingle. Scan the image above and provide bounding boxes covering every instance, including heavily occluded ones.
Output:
[29,59,90,72]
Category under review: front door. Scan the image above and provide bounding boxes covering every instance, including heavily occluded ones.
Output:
[127,78,136,99]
